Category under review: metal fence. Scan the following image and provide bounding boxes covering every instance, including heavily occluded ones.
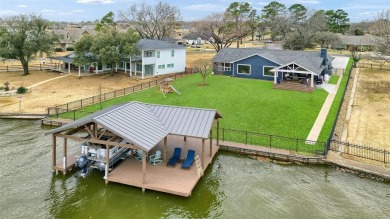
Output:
[358,62,390,70]
[331,140,390,163]
[327,64,353,154]
[47,71,195,117]
[217,128,327,156]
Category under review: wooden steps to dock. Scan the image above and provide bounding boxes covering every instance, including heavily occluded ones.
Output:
[41,118,73,127]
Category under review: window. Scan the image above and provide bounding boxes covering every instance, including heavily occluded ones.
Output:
[217,63,231,71]
[263,66,276,77]
[237,64,251,74]
[157,51,160,58]
[167,63,174,68]
[171,50,175,57]
[144,51,154,57]
[136,64,142,71]
[158,64,165,69]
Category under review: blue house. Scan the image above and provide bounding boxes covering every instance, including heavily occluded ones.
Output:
[212,48,334,91]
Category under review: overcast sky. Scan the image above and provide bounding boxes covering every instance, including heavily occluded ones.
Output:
[0,0,388,22]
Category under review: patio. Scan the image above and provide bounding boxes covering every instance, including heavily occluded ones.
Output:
[108,135,219,197]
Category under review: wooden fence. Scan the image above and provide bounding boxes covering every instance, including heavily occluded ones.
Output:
[331,140,389,163]
[358,62,390,70]
[0,63,60,72]
[47,71,195,116]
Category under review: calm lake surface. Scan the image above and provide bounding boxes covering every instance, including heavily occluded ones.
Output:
[0,119,389,219]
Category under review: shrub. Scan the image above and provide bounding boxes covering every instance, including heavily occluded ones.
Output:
[16,86,28,94]
[66,47,74,51]
[54,48,63,52]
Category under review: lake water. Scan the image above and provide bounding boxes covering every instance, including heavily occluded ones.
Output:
[0,119,389,219]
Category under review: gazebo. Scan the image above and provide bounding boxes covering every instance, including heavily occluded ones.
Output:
[45,101,222,196]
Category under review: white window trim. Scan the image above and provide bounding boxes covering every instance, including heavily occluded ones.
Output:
[157,51,160,58]
[217,62,231,71]
[237,64,251,75]
[263,65,277,77]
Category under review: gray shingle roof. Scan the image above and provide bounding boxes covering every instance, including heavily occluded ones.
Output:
[138,39,185,51]
[46,102,221,152]
[338,35,378,46]
[212,48,332,74]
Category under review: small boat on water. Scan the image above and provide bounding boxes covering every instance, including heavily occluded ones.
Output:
[75,139,131,176]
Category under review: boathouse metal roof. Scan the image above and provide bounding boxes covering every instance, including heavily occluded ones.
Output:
[46,102,222,152]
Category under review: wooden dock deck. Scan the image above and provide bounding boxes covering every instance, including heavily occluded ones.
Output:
[53,152,78,173]
[108,135,218,197]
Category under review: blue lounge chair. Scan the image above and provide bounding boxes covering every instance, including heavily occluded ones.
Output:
[181,150,195,169]
[167,147,181,167]
[135,149,147,161]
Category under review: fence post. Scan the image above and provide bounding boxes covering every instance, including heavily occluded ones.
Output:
[245,131,248,144]
[222,128,225,141]
[81,99,83,108]
[149,81,151,87]
[269,135,272,148]
[384,150,386,164]
[296,138,298,152]
[7,65,8,72]
[40,63,42,70]
[123,88,125,95]
[73,110,76,121]
[141,84,143,90]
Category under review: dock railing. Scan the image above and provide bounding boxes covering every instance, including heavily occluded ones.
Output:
[216,128,327,156]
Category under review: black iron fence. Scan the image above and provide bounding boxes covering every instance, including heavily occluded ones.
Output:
[331,140,389,163]
[358,62,390,70]
[217,128,327,156]
[46,71,195,117]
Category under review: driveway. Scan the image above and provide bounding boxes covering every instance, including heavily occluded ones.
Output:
[331,55,350,70]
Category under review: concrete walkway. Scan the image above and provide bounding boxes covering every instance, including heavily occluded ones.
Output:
[306,74,342,143]
[305,56,350,143]
[326,151,390,180]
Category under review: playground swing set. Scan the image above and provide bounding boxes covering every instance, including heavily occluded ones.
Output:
[159,78,181,98]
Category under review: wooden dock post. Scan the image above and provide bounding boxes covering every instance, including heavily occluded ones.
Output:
[52,135,56,172]
[63,138,67,174]
[105,144,109,184]
[209,129,213,157]
[163,137,167,162]
[216,119,220,147]
[201,139,205,169]
[142,150,146,185]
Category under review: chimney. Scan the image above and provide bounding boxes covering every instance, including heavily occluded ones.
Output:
[320,48,327,65]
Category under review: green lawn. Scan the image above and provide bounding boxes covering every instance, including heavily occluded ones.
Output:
[328,75,340,85]
[60,73,331,153]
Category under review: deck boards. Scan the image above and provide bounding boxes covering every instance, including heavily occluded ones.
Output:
[108,135,218,197]
[53,152,78,172]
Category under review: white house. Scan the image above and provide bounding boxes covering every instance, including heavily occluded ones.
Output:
[120,39,186,78]
[50,39,187,78]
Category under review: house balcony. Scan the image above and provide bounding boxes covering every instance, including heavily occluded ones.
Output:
[273,80,315,93]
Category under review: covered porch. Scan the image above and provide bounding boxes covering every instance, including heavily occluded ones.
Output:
[272,62,321,92]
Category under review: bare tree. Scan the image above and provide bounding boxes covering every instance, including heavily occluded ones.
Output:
[370,10,390,56]
[119,1,180,40]
[194,13,244,52]
[195,60,212,86]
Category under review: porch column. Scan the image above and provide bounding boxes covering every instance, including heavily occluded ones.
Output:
[78,65,81,77]
[163,137,167,162]
[63,138,67,174]
[95,63,98,74]
[129,56,132,76]
[124,62,127,74]
[274,70,278,84]
[52,135,56,171]
[311,74,314,88]
[216,119,220,147]
[141,50,144,79]
[201,139,205,169]
[67,62,70,74]
[115,63,118,72]
[209,129,213,157]
[105,144,109,184]
[142,150,146,185]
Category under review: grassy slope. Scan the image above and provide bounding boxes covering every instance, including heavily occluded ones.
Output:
[69,74,328,140]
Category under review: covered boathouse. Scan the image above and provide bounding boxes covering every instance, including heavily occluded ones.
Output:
[45,101,222,197]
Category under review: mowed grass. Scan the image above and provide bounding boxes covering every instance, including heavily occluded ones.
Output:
[63,74,329,140]
[328,75,340,85]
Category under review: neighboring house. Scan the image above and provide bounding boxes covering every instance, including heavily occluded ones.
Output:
[336,35,378,51]
[52,29,97,51]
[50,39,186,78]
[212,48,334,90]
